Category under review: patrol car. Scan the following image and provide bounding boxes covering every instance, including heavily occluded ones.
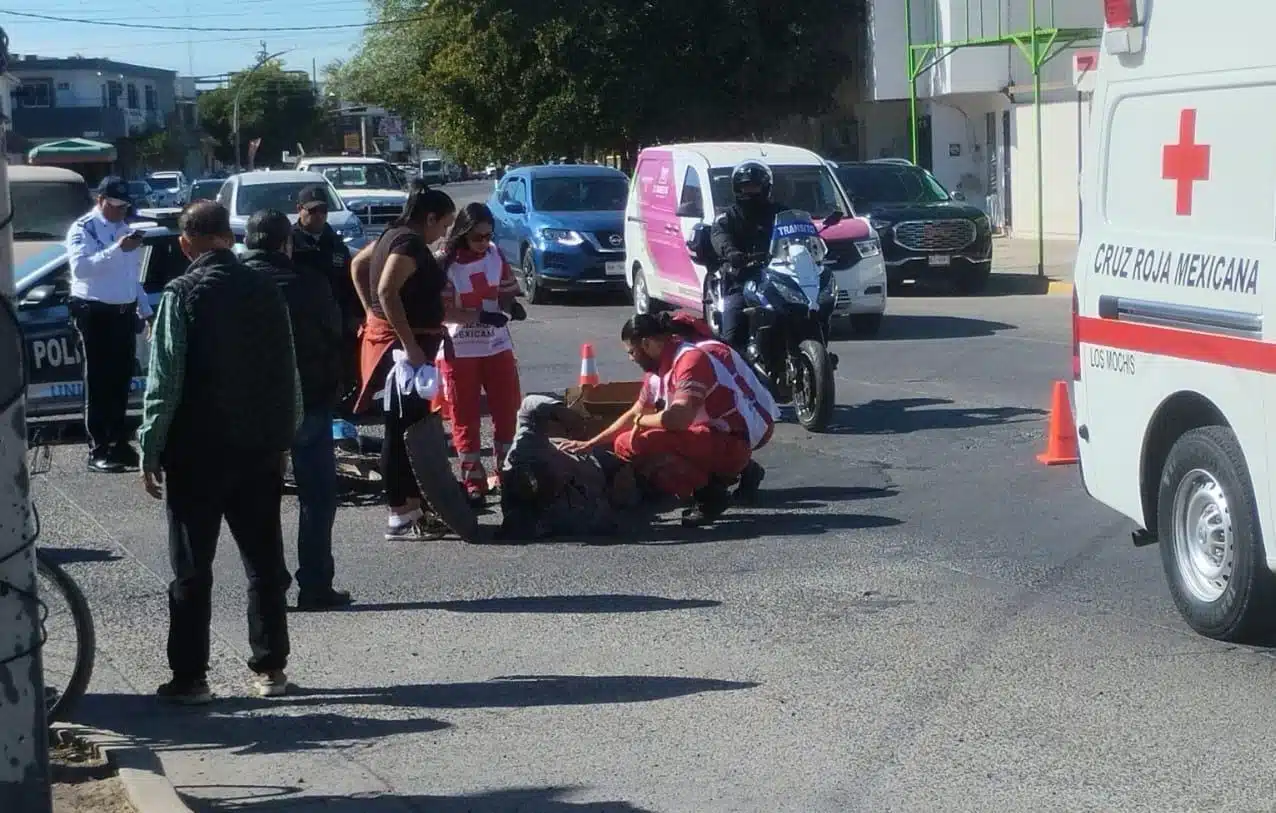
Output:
[15,209,188,438]
[1074,0,1276,642]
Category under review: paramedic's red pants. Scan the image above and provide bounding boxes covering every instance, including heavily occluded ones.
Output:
[613,426,751,500]
[440,351,521,485]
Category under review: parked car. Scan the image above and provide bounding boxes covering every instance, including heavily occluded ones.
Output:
[127,180,157,209]
[489,164,630,304]
[187,178,225,204]
[295,156,407,239]
[145,171,187,207]
[419,158,447,186]
[15,209,189,438]
[624,142,888,335]
[10,165,94,266]
[215,170,367,248]
[832,160,993,294]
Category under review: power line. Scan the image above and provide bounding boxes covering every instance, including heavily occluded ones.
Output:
[0,7,426,32]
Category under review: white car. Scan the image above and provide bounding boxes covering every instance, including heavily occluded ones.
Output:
[216,170,368,248]
[294,156,407,238]
[146,171,188,207]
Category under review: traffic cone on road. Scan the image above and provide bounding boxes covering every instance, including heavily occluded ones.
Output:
[579,343,600,388]
[1036,380,1079,466]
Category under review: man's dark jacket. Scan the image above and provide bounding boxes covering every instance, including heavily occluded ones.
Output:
[291,223,358,329]
[163,248,297,463]
[242,249,343,411]
[709,199,787,294]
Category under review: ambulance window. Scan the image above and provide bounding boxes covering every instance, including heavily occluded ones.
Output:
[679,168,704,218]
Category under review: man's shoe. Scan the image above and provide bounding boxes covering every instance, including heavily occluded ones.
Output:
[385,514,449,541]
[253,670,288,698]
[87,456,125,474]
[156,677,213,705]
[681,481,731,528]
[296,588,353,611]
[735,461,765,504]
[109,443,140,470]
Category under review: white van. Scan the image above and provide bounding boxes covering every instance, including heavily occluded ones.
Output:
[624,142,888,334]
[1074,0,1276,642]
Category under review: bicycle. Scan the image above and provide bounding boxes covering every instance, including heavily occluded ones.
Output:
[25,439,97,724]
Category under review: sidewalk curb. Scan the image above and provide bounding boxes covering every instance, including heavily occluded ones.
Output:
[51,723,192,813]
[987,273,1074,296]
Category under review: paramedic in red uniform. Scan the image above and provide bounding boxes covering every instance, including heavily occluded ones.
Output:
[438,202,526,505]
[566,312,776,526]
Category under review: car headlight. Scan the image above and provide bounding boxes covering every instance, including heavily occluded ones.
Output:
[869,218,891,232]
[854,237,882,258]
[541,228,583,246]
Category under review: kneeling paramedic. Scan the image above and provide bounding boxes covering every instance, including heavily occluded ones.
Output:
[565,312,777,526]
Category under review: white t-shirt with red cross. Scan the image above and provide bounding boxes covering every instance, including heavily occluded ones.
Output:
[440,245,522,359]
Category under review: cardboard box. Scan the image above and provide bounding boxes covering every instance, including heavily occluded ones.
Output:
[560,381,644,439]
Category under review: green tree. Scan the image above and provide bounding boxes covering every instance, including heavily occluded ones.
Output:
[332,0,861,167]
[197,62,331,166]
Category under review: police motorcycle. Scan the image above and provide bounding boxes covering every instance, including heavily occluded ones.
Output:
[689,209,842,432]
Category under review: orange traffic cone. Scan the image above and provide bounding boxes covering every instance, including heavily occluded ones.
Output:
[1036,380,1079,466]
[579,343,600,387]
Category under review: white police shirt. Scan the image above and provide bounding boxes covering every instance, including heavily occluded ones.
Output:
[65,208,151,318]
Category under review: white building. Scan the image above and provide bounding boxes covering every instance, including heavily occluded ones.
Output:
[858,0,1101,239]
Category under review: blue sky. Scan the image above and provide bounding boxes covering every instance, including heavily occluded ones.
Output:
[0,0,372,80]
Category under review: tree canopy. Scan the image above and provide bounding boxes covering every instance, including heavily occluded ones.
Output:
[331,0,861,165]
[197,62,334,167]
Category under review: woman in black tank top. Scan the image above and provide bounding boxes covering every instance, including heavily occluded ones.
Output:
[349,182,456,541]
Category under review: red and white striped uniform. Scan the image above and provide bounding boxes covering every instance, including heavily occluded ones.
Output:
[439,245,521,359]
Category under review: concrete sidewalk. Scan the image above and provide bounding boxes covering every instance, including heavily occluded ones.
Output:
[985,235,1078,295]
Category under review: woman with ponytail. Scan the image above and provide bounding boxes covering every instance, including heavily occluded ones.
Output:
[349,181,458,540]
[437,202,526,506]
[562,311,776,526]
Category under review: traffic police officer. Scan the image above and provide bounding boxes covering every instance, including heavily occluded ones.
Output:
[67,176,150,473]
[291,185,359,408]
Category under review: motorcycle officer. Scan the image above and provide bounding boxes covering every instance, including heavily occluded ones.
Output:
[709,160,787,358]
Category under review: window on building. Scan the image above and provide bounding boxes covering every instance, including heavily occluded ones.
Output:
[126,83,139,109]
[144,85,157,111]
[107,81,122,109]
[100,84,107,107]
[55,82,70,91]
[18,79,52,108]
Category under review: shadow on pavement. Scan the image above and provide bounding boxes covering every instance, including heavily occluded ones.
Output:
[760,485,898,510]
[338,594,721,614]
[848,313,1014,340]
[38,546,122,564]
[208,785,657,812]
[825,397,1045,435]
[625,510,902,546]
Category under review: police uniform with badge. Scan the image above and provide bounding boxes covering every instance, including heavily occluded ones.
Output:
[291,184,359,403]
[66,176,151,473]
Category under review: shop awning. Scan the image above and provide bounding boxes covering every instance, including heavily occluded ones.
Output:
[27,138,116,165]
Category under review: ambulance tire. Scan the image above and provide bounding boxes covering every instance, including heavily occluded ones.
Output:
[1157,426,1276,644]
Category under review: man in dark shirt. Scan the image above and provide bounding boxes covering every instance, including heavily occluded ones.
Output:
[242,209,352,611]
[138,201,301,704]
[291,185,359,409]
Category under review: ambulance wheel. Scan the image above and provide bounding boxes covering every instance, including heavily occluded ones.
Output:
[522,248,549,305]
[1157,426,1276,644]
[631,266,663,315]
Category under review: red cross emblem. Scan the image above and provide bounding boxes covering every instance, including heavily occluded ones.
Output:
[1162,109,1211,216]
[458,270,498,309]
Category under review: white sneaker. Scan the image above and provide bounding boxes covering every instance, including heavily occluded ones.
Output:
[253,670,288,698]
[385,515,449,541]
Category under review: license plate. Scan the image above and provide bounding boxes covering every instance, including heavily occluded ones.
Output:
[605,261,626,276]
[929,255,951,266]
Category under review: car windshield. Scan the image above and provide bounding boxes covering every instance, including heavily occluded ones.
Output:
[147,174,181,191]
[709,164,849,219]
[835,164,951,205]
[312,163,399,190]
[189,181,223,201]
[530,176,628,212]
[11,181,93,240]
[235,182,342,214]
[421,160,442,171]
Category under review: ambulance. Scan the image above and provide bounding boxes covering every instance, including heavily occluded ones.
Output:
[1075,0,1276,642]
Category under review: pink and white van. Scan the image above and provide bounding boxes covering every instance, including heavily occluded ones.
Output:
[624,142,888,334]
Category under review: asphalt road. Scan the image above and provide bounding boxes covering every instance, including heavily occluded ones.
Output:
[28,227,1276,811]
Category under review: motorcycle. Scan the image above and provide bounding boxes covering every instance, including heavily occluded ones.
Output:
[688,209,842,432]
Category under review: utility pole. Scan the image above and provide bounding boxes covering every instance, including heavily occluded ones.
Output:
[0,24,54,813]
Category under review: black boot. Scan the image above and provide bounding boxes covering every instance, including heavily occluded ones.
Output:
[735,461,765,504]
[681,479,731,528]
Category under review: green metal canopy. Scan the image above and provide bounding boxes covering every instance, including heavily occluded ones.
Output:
[27,138,117,165]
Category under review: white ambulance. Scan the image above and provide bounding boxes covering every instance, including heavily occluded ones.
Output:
[1075,0,1276,642]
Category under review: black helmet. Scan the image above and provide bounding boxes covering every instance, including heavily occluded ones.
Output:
[731,160,774,203]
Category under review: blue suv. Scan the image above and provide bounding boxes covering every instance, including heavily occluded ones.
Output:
[488,165,629,303]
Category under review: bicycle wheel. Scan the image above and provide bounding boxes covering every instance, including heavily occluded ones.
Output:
[36,550,96,723]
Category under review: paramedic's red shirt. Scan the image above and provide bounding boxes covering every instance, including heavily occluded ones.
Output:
[639,340,750,437]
